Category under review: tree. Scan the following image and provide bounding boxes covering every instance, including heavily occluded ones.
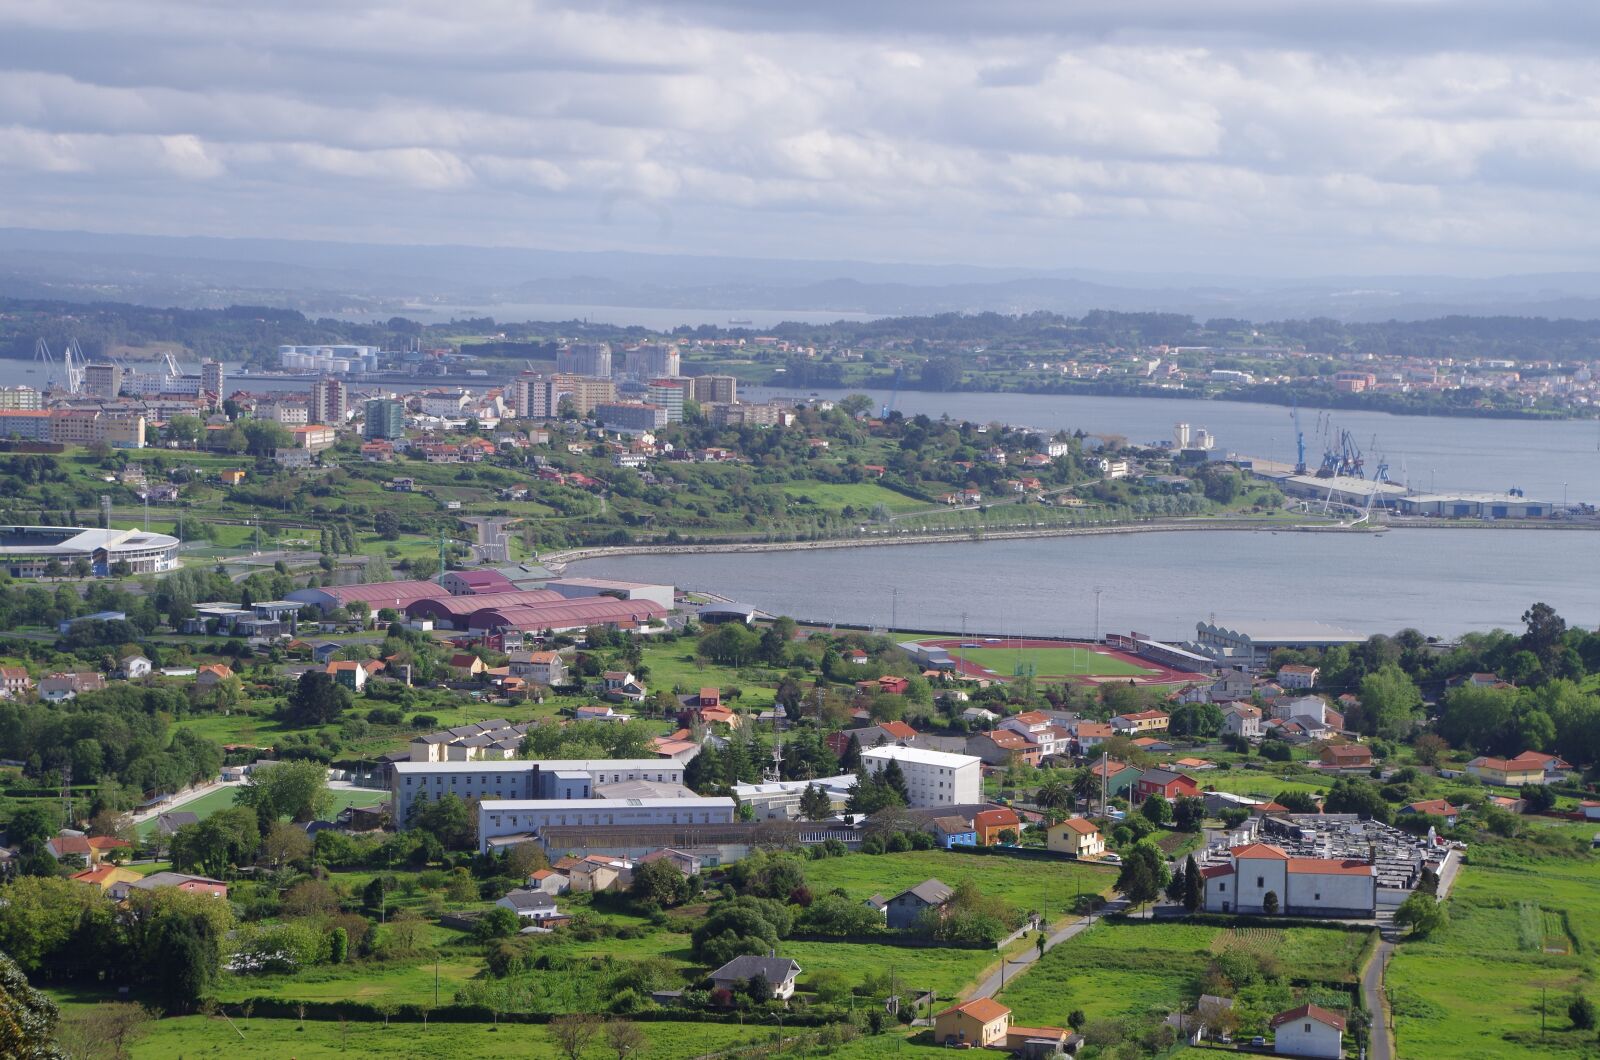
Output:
[474,907,521,940]
[262,821,312,868]
[605,1018,646,1059]
[1359,665,1423,739]
[152,916,213,1013]
[1569,995,1595,1031]
[1412,732,1449,767]
[549,1013,601,1060]
[630,858,686,907]
[1115,841,1169,917]
[1323,777,1393,823]
[284,670,351,726]
[234,759,332,827]
[60,1001,153,1060]
[1393,891,1447,938]
[416,793,475,850]
[1035,780,1074,810]
[0,949,64,1058]
[1262,890,1280,915]
[798,783,833,821]
[1521,602,1568,676]
[1165,863,1187,904]
[170,807,260,878]
[1172,796,1205,832]
[1182,854,1201,912]
[1141,793,1171,826]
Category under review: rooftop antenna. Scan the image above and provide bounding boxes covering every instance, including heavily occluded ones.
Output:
[763,711,783,783]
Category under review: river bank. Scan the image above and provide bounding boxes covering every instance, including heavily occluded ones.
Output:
[540,514,1595,568]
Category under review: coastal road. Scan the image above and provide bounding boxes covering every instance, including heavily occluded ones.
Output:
[1361,938,1397,1060]
[967,898,1129,1001]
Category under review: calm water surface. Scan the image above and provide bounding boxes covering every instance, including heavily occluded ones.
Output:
[571,528,1598,640]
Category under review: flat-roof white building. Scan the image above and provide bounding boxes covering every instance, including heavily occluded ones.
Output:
[732,774,858,820]
[861,746,982,807]
[478,797,736,853]
[390,759,684,827]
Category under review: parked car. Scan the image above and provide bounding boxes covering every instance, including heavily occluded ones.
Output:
[1250,1036,1266,1047]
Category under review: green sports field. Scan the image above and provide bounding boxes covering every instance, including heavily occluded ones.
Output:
[942,644,1154,677]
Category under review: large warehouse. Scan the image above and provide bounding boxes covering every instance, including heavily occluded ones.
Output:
[0,525,180,578]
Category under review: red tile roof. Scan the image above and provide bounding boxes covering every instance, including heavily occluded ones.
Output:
[938,997,1009,1023]
[1270,1003,1346,1031]
[1229,843,1289,860]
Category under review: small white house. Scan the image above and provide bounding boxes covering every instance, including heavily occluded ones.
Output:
[495,888,561,921]
[709,955,802,1000]
[119,654,153,680]
[1270,1003,1345,1059]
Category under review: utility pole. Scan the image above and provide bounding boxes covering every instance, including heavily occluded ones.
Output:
[1093,587,1104,642]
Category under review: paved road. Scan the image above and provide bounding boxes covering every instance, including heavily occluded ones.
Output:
[1362,938,1396,1060]
[967,898,1130,1001]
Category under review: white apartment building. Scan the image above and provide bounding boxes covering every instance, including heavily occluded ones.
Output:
[861,746,982,807]
[508,650,567,686]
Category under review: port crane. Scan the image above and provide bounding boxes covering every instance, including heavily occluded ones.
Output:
[1315,427,1364,479]
[33,338,85,395]
[879,366,903,419]
[1289,399,1307,474]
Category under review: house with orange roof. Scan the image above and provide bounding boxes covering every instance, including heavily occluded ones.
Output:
[1047,816,1106,859]
[1401,799,1462,826]
[1270,1003,1346,1058]
[973,807,1022,846]
[0,666,31,698]
[934,997,1069,1054]
[448,653,488,680]
[70,864,143,892]
[1074,721,1113,750]
[327,658,376,691]
[195,663,233,690]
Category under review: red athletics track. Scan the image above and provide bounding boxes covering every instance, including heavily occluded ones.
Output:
[916,637,1197,687]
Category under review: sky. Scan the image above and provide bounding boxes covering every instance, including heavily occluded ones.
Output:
[2,0,1600,277]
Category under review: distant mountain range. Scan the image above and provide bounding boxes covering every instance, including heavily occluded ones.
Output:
[4,227,1600,324]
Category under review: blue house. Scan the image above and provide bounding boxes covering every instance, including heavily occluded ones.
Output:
[932,814,977,849]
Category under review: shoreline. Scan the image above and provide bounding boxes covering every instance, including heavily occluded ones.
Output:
[544,516,1598,568]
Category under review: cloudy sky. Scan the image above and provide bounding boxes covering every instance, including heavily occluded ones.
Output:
[3,0,1599,276]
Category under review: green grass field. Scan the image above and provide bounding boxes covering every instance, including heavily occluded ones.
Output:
[117,1012,777,1058]
[1000,920,1369,1037]
[802,849,1118,923]
[780,481,928,514]
[1196,771,1333,798]
[930,643,1153,678]
[1389,856,1600,1057]
[137,785,388,838]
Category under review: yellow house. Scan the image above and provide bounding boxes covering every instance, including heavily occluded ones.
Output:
[1047,817,1106,859]
[1466,756,1545,787]
[220,469,246,486]
[934,998,1010,1048]
[70,864,144,892]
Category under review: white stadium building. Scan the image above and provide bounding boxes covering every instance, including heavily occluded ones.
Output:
[0,526,181,578]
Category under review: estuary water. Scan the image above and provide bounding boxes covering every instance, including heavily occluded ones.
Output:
[750,385,1600,506]
[569,528,1599,640]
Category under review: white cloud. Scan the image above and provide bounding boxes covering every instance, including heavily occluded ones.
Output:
[0,0,1597,273]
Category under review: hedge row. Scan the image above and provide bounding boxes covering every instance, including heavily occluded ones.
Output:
[220,997,838,1027]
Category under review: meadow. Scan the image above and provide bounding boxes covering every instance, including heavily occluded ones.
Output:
[802,849,1119,923]
[1389,853,1600,1057]
[998,919,1370,1037]
[120,1012,779,1059]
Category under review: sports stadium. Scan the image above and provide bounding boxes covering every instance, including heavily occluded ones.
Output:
[902,635,1194,687]
[0,525,181,578]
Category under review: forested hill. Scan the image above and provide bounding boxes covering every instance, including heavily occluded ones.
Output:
[7,296,1600,363]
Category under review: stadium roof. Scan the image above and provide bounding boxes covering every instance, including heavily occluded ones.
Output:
[407,589,565,618]
[1198,619,1365,645]
[466,598,665,631]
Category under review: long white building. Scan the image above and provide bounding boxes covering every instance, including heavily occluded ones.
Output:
[861,746,982,807]
[390,759,684,827]
[478,797,735,853]
[1200,842,1377,917]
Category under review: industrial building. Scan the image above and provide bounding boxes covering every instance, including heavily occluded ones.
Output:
[0,525,180,578]
[478,797,736,854]
[391,759,685,827]
[732,774,858,820]
[860,745,982,807]
[1394,492,1552,519]
[1192,619,1366,669]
